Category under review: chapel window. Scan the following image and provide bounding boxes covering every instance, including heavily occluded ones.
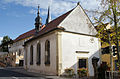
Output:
[45,40,50,65]
[36,43,41,65]
[30,45,33,65]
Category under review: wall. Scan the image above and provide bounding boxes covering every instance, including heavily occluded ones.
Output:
[59,5,97,36]
[60,32,101,76]
[9,40,24,66]
[0,52,8,55]
[24,32,57,75]
[101,54,118,71]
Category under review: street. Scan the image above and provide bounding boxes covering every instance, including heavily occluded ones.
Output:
[0,67,74,79]
[0,67,45,79]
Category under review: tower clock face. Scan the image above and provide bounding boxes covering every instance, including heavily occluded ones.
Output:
[90,38,94,43]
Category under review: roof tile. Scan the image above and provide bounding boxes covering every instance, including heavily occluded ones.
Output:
[15,9,73,43]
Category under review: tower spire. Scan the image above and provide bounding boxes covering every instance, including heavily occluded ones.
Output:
[37,5,40,16]
[46,6,51,24]
[35,5,42,33]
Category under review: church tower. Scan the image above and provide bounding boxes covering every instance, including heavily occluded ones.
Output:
[45,6,51,25]
[35,5,42,33]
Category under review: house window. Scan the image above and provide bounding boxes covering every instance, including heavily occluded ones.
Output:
[30,45,33,65]
[45,40,50,65]
[78,59,87,68]
[36,43,41,65]
[18,49,21,56]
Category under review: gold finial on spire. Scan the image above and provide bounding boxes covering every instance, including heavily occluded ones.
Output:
[77,2,80,5]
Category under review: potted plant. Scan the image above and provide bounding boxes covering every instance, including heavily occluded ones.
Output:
[65,68,75,77]
[77,68,87,78]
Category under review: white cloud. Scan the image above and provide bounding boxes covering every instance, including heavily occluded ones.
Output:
[2,0,101,17]
[0,37,3,44]
[29,9,36,14]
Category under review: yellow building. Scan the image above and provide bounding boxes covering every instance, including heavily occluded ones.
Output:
[101,45,119,71]
[101,53,118,70]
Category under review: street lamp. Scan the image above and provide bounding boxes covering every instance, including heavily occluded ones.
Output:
[106,24,113,79]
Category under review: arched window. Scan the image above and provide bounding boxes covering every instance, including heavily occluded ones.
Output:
[36,43,41,65]
[45,40,50,65]
[30,45,33,65]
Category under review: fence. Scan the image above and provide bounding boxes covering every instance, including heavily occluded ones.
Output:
[105,71,120,79]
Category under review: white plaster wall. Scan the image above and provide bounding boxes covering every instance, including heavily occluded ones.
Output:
[61,32,101,76]
[9,40,24,53]
[59,5,97,35]
[25,33,57,75]
[9,40,24,64]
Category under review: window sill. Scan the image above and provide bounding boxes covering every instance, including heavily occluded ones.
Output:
[45,62,50,66]
[30,62,33,65]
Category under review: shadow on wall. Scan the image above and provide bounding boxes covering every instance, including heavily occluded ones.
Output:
[60,49,101,78]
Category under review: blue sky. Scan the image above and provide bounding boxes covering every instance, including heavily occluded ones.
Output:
[0,0,101,42]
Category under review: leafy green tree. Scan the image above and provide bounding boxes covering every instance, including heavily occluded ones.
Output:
[94,0,120,61]
[1,36,10,44]
[0,36,12,52]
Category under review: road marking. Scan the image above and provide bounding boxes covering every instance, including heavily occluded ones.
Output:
[12,77,19,79]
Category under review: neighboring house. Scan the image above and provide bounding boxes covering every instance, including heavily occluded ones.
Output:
[23,3,101,76]
[0,52,12,67]
[9,29,36,66]
[0,52,8,64]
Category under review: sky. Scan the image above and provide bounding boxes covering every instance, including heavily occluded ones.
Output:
[0,0,101,41]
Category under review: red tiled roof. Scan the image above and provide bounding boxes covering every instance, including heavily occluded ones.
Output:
[37,9,73,36]
[24,9,73,44]
[14,29,36,42]
[16,9,73,43]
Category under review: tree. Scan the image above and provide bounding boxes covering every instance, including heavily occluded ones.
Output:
[94,0,120,61]
[0,36,13,52]
[1,36,10,44]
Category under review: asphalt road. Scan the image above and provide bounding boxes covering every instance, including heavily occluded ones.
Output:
[0,67,45,79]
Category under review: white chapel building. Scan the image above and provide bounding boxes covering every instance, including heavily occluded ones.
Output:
[23,3,101,76]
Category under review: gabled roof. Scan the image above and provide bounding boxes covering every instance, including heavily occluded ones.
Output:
[20,3,100,45]
[25,9,73,44]
[25,4,98,44]
[58,4,97,35]
[14,29,36,42]
[37,9,73,36]
[14,9,73,43]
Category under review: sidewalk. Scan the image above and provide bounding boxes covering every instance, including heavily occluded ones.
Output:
[5,67,93,79]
